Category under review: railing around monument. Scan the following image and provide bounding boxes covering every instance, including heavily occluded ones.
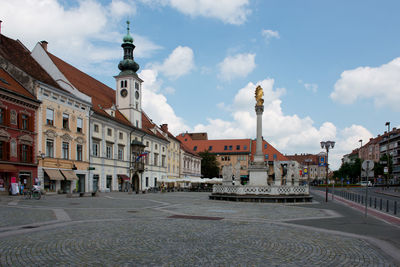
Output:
[212,185,309,195]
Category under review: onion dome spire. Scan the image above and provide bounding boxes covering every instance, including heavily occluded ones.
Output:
[118,20,139,75]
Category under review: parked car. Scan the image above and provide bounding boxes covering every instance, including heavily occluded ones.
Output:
[360,181,373,187]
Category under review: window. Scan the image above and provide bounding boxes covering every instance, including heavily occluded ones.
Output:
[193,146,197,151]
[154,153,159,166]
[62,142,69,159]
[62,113,69,129]
[119,132,123,140]
[106,143,113,159]
[46,109,54,125]
[146,141,149,147]
[92,141,99,157]
[0,108,4,125]
[20,144,32,162]
[208,146,212,151]
[135,82,139,90]
[118,145,124,160]
[94,124,99,133]
[236,145,240,150]
[107,128,112,136]
[273,154,277,160]
[77,144,82,161]
[264,144,268,149]
[155,144,158,150]
[154,178,157,187]
[162,155,166,167]
[146,177,149,187]
[136,120,139,127]
[77,118,83,133]
[265,154,269,160]
[106,175,112,189]
[162,146,165,152]
[243,145,247,150]
[229,145,232,150]
[224,146,227,150]
[0,141,9,160]
[46,139,54,158]
[20,114,28,130]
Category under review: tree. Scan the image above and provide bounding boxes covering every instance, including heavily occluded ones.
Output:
[198,150,220,178]
[333,158,361,183]
[374,154,392,185]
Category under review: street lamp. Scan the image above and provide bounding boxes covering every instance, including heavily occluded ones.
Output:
[359,139,363,184]
[320,140,335,202]
[385,122,390,188]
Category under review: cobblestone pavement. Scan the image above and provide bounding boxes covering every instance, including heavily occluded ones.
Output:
[0,192,399,266]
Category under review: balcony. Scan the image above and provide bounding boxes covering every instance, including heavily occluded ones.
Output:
[133,162,145,173]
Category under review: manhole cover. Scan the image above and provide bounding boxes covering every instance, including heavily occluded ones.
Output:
[168,215,223,220]
[21,225,39,229]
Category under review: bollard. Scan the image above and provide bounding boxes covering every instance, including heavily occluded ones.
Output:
[386,200,389,212]
[380,198,382,210]
[395,201,397,215]
[361,195,364,204]
[369,197,372,207]
[374,197,376,209]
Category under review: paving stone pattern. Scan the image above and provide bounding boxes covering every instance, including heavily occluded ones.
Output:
[0,192,397,266]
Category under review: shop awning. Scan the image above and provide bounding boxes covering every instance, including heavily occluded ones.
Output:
[0,164,17,172]
[61,170,78,181]
[118,174,130,181]
[43,169,64,180]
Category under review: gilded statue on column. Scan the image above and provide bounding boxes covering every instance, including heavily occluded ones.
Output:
[255,85,264,106]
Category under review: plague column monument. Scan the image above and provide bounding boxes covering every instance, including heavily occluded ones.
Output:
[248,86,269,186]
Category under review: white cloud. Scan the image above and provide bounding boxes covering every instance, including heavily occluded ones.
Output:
[145,0,251,25]
[261,29,280,43]
[189,78,374,170]
[0,0,161,75]
[298,80,318,93]
[331,57,400,111]
[153,46,195,80]
[139,68,189,134]
[218,53,256,81]
[109,0,136,17]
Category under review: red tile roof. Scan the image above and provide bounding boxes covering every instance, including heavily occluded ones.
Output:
[250,140,288,161]
[0,34,60,89]
[0,68,37,101]
[176,133,252,154]
[141,112,168,142]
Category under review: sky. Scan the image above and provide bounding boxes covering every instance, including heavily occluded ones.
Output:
[1,0,400,170]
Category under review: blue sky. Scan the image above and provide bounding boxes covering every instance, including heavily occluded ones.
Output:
[1,0,400,169]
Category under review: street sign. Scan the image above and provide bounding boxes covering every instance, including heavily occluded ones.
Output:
[303,168,308,175]
[88,167,95,170]
[380,161,387,165]
[362,160,374,171]
[361,170,374,178]
[384,167,388,174]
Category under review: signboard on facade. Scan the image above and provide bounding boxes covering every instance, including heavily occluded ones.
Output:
[384,167,388,174]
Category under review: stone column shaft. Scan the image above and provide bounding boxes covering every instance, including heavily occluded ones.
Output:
[254,105,264,162]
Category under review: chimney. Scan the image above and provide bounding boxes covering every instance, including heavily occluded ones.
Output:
[161,124,168,132]
[41,40,48,51]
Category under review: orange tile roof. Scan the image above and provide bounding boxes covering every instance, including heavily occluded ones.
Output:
[250,140,288,161]
[0,68,37,101]
[141,112,168,142]
[0,34,60,89]
[176,133,252,154]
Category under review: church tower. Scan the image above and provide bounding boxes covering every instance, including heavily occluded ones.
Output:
[115,21,143,128]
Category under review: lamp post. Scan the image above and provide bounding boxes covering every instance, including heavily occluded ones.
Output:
[359,139,363,184]
[320,141,335,202]
[385,122,390,188]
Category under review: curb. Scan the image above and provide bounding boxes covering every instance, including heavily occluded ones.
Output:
[312,190,400,227]
[374,190,400,198]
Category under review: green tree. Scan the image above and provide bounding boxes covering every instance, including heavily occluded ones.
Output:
[334,158,361,183]
[374,154,392,185]
[198,150,220,178]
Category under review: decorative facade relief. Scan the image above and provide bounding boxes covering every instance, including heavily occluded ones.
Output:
[44,129,57,138]
[61,133,73,142]
[10,110,17,125]
[75,136,85,144]
[18,134,33,145]
[0,129,10,142]
[10,138,17,157]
